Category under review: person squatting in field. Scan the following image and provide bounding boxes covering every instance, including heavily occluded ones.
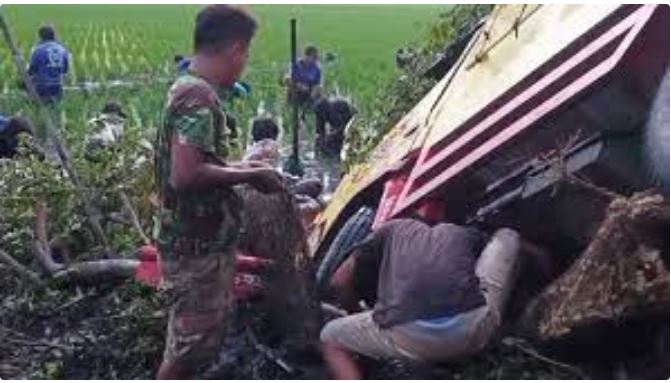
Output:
[320,218,522,379]
[282,44,355,158]
[85,101,127,152]
[314,96,356,158]
[243,115,324,228]
[0,114,35,159]
[27,25,70,104]
[153,5,285,379]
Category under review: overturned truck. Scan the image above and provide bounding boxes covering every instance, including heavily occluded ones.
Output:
[310,4,669,378]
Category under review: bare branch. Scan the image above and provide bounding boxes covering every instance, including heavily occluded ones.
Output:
[51,259,140,283]
[34,198,49,248]
[502,337,588,379]
[0,249,42,285]
[0,324,74,352]
[118,191,150,245]
[32,241,62,275]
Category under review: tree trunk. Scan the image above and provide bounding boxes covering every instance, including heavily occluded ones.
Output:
[236,185,321,347]
[517,191,669,341]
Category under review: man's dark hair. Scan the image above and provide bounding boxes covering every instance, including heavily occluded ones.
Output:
[305,45,318,57]
[38,25,55,41]
[194,5,257,53]
[251,116,279,142]
[174,54,184,63]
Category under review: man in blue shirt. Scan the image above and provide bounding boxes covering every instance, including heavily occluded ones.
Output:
[286,45,322,108]
[27,25,70,104]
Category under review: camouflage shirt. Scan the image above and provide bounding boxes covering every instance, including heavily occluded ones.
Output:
[154,73,242,262]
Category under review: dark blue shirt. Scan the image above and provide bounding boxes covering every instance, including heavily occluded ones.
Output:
[177,57,191,74]
[28,40,69,88]
[291,59,322,88]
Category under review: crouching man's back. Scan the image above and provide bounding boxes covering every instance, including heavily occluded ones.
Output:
[320,219,522,379]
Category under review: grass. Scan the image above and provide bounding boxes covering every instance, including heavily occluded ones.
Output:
[0,5,444,149]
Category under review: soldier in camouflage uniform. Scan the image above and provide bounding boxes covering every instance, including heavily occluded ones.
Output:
[154,6,284,379]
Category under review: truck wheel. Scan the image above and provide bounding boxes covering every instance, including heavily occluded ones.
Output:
[316,206,375,292]
[643,70,669,195]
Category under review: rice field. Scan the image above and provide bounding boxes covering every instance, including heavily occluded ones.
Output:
[0,5,444,145]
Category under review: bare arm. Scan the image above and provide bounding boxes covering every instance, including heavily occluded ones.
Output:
[227,160,271,169]
[170,137,283,194]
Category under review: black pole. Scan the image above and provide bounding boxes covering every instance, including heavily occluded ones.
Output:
[284,18,304,176]
[290,18,298,160]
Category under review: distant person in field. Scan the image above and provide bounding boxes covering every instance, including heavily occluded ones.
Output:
[86,101,127,151]
[285,45,322,111]
[154,5,284,379]
[0,115,34,159]
[244,115,281,167]
[174,54,191,75]
[314,96,356,157]
[244,114,325,227]
[27,25,70,104]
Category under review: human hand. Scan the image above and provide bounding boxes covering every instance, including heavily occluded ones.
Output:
[249,168,285,194]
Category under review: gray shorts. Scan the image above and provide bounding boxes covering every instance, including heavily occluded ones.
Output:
[320,311,413,360]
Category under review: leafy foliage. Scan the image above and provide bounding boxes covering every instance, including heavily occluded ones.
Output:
[343,5,492,170]
[0,118,154,268]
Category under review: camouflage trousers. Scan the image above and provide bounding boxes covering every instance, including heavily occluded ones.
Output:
[160,247,235,372]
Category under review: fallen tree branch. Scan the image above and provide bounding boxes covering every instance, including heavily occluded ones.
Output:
[54,290,97,311]
[0,249,42,284]
[118,191,150,245]
[246,326,296,375]
[30,195,141,285]
[33,198,63,274]
[3,336,75,353]
[0,324,75,353]
[34,198,49,248]
[82,312,165,323]
[2,241,139,286]
[32,240,63,275]
[501,337,588,379]
[51,259,140,283]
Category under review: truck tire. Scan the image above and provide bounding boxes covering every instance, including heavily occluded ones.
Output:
[643,70,669,195]
[316,206,375,292]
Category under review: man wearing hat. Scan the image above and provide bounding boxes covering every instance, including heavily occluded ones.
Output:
[0,114,35,159]
[86,101,127,150]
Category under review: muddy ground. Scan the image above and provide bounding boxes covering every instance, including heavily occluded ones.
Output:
[0,277,590,380]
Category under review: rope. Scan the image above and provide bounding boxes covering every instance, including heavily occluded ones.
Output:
[424,12,489,126]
